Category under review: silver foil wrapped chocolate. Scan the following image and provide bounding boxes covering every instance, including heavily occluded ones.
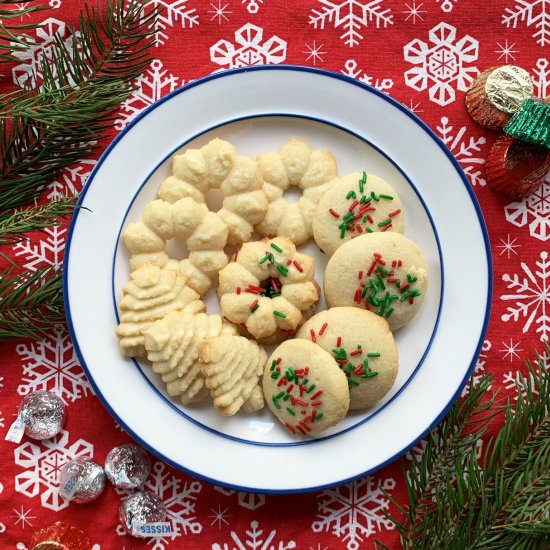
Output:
[105,443,151,490]
[19,391,66,440]
[119,491,167,538]
[59,457,106,504]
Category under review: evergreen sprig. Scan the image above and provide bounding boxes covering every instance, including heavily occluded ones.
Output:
[378,349,550,549]
[0,0,158,341]
[0,0,159,213]
[0,1,44,62]
[0,266,64,341]
[0,196,77,245]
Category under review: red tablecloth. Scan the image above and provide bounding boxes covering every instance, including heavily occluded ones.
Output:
[1,1,549,548]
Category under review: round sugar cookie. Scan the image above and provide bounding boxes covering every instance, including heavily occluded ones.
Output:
[324,232,428,331]
[263,339,349,436]
[297,307,398,410]
[313,172,404,256]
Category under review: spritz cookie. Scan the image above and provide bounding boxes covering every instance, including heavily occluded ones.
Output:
[218,237,320,344]
[324,232,428,330]
[256,138,338,245]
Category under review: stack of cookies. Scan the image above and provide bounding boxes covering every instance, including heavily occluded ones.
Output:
[116,137,428,437]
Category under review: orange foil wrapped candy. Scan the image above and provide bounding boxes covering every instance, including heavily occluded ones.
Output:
[485,135,550,199]
[29,521,91,550]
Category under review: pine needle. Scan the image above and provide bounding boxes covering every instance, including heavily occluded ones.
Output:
[0,196,77,245]
[0,0,159,212]
[0,1,44,62]
[379,349,550,549]
[0,266,64,341]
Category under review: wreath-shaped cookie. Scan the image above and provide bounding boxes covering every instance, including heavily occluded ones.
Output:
[167,137,268,244]
[256,138,338,245]
[122,197,229,295]
[218,237,320,344]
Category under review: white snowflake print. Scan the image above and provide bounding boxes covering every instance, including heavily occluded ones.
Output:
[209,0,232,24]
[49,0,61,7]
[46,159,96,200]
[502,0,550,47]
[312,475,396,550]
[461,339,492,397]
[116,461,202,549]
[533,57,549,97]
[501,251,550,342]
[436,116,487,186]
[0,409,4,428]
[504,176,550,243]
[304,41,326,65]
[496,234,521,259]
[16,324,92,403]
[11,506,36,529]
[210,23,287,70]
[495,40,518,62]
[402,1,426,24]
[403,22,479,106]
[500,339,524,362]
[309,0,394,48]
[503,369,540,400]
[208,505,232,529]
[341,59,394,94]
[149,0,199,47]
[13,226,65,270]
[406,98,423,114]
[213,485,266,510]
[11,18,78,87]
[14,429,94,511]
[115,60,182,130]
[436,0,458,12]
[242,0,263,14]
[0,375,4,390]
[212,520,296,550]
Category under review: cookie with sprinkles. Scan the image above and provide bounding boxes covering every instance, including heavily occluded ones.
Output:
[218,237,320,344]
[313,172,404,256]
[263,339,349,436]
[297,307,398,410]
[324,232,428,331]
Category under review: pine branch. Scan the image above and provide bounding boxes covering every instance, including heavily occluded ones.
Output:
[0,196,77,245]
[0,266,64,341]
[381,349,550,549]
[0,0,159,212]
[0,1,44,62]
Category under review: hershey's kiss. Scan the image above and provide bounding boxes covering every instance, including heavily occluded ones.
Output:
[59,457,106,504]
[119,491,167,538]
[20,391,66,440]
[105,443,151,490]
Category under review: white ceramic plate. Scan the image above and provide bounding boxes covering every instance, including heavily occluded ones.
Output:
[64,66,492,493]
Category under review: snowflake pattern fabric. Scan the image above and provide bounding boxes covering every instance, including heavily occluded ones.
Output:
[309,0,394,48]
[0,1,549,549]
[403,22,479,106]
[210,23,287,69]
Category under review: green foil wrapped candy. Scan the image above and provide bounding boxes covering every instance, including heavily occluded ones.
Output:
[504,99,550,149]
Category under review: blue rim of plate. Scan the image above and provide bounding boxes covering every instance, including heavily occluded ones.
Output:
[110,112,445,447]
[63,65,493,493]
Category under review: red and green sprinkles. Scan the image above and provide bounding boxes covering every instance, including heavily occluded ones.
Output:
[354,252,421,318]
[308,324,380,387]
[330,172,400,238]
[244,241,305,314]
[270,359,325,435]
